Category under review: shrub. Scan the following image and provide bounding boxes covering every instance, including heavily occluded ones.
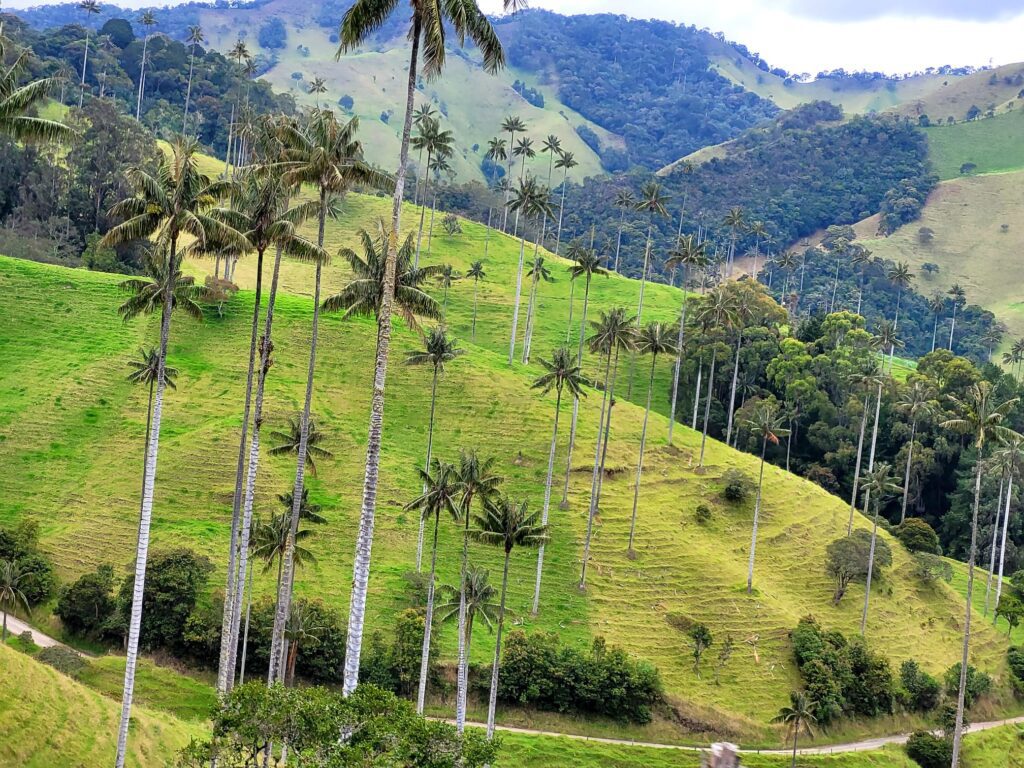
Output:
[695,504,712,523]
[338,94,354,111]
[912,553,953,585]
[0,523,56,606]
[944,663,992,708]
[905,731,952,768]
[498,632,661,724]
[721,468,751,502]
[1008,646,1024,696]
[55,564,117,638]
[825,531,892,604]
[37,646,86,677]
[896,519,941,554]
[257,18,287,50]
[899,660,941,712]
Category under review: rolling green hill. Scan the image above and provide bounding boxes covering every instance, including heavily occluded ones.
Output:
[0,172,1017,746]
[925,110,1024,180]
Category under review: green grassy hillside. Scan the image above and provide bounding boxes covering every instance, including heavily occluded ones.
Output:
[195,0,614,183]
[0,644,198,767]
[854,170,1024,345]
[0,183,1015,742]
[925,110,1024,180]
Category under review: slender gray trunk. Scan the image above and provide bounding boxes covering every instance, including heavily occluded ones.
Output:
[182,44,196,134]
[579,348,614,589]
[238,554,255,685]
[949,305,958,350]
[343,21,420,695]
[993,475,1013,622]
[613,207,625,273]
[416,512,440,713]
[565,279,576,345]
[847,394,870,535]
[627,357,657,554]
[667,269,689,445]
[747,437,768,593]
[487,550,511,739]
[455,512,471,731]
[554,166,568,256]
[697,348,718,467]
[136,35,149,120]
[725,333,742,445]
[691,361,702,430]
[415,369,440,571]
[508,235,527,364]
[984,479,1004,616]
[533,388,563,614]
[79,28,90,108]
[860,496,882,635]
[560,278,592,509]
[900,419,916,524]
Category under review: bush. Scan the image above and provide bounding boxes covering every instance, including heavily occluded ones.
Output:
[498,632,661,723]
[338,94,354,111]
[896,519,941,554]
[0,523,56,606]
[944,663,992,708]
[37,646,86,677]
[695,504,712,524]
[912,552,953,585]
[257,18,287,50]
[56,564,117,638]
[825,530,892,604]
[721,468,751,502]
[899,660,941,712]
[906,731,953,768]
[1008,646,1024,696]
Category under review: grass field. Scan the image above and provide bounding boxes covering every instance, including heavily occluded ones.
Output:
[76,656,218,722]
[0,172,1016,744]
[925,110,1024,180]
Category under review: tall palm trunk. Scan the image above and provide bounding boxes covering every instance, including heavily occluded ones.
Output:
[565,279,576,345]
[951,458,983,768]
[416,511,440,713]
[343,22,421,695]
[471,276,480,341]
[521,245,542,364]
[949,304,958,350]
[426,189,437,254]
[182,43,197,134]
[847,394,870,536]
[415,368,440,571]
[613,206,626,273]
[269,196,326,682]
[691,360,702,430]
[115,236,177,768]
[136,34,150,120]
[747,434,768,593]
[697,348,718,467]
[501,130,515,233]
[554,164,569,256]
[627,354,658,555]
[532,387,563,614]
[853,383,885,545]
[138,379,155,517]
[455,511,472,731]
[507,232,528,365]
[79,27,91,108]
[216,242,266,695]
[237,555,255,685]
[725,332,743,445]
[486,549,511,739]
[830,256,841,312]
[581,346,610,585]
[668,272,689,445]
[900,419,916,524]
[860,493,884,635]
[626,221,654,399]
[993,475,1013,622]
[224,102,235,177]
[560,276,592,509]
[984,480,1004,616]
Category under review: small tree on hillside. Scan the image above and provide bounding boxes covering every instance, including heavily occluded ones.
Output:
[689,623,713,676]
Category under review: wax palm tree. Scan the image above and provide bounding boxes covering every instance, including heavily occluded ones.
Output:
[134,10,157,119]
[896,381,934,523]
[772,692,817,768]
[466,260,486,340]
[102,137,243,768]
[472,496,547,739]
[748,219,767,274]
[633,180,670,324]
[452,451,502,731]
[77,0,101,107]
[846,363,884,535]
[425,152,453,254]
[943,382,1020,767]
[0,560,31,642]
[411,103,438,203]
[992,436,1024,623]
[412,117,453,266]
[552,150,578,256]
[306,76,327,108]
[850,246,873,316]
[181,25,204,133]
[539,134,561,249]
[982,326,1004,361]
[985,446,1015,617]
[859,462,903,634]
[666,234,708,445]
[507,176,552,364]
[483,137,507,251]
[223,39,251,175]
[439,564,498,728]
[282,601,324,686]
[695,286,740,467]
[522,255,555,363]
[745,401,789,593]
[403,458,461,713]
[886,261,914,366]
[580,308,636,588]
[406,328,464,571]
[627,323,676,556]
[776,250,799,301]
[723,206,745,276]
[560,248,608,508]
[531,347,586,613]
[117,256,211,323]
[499,115,526,230]
[338,0,508,696]
[928,293,946,352]
[434,263,461,316]
[0,42,74,143]
[322,222,442,331]
[948,283,966,351]
[126,348,177,526]
[724,294,754,445]
[612,188,636,273]
[268,417,333,477]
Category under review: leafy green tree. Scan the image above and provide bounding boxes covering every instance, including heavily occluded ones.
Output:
[745,400,789,593]
[0,559,31,642]
[628,322,676,556]
[531,347,586,614]
[771,691,817,768]
[826,530,892,605]
[55,564,117,638]
[689,623,712,676]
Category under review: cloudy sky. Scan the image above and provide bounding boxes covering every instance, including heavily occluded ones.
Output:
[4,0,1021,74]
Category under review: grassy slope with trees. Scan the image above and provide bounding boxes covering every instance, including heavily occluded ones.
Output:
[0,179,1015,739]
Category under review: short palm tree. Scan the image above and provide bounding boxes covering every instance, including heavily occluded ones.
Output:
[580,308,636,588]
[472,496,547,739]
[406,328,464,570]
[552,150,577,256]
[77,0,101,107]
[404,458,461,714]
[322,221,442,330]
[531,347,586,614]
[859,462,903,634]
[745,401,789,593]
[268,417,334,478]
[283,601,324,686]
[627,323,676,556]
[466,260,486,340]
[135,10,157,119]
[117,257,211,323]
[101,138,243,768]
[943,382,1020,766]
[896,381,934,523]
[452,451,503,732]
[435,263,461,316]
[560,248,608,508]
[666,234,708,444]
[772,691,817,768]
[308,76,327,108]
[612,188,636,273]
[182,25,204,133]
[522,255,555,363]
[0,39,74,143]
[0,559,31,642]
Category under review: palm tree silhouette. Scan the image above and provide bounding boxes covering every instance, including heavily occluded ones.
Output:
[947,283,966,351]
[665,234,708,445]
[896,380,934,523]
[745,400,789,593]
[135,10,157,120]
[0,560,31,642]
[859,462,902,633]
[182,25,204,134]
[77,0,101,108]
[772,691,817,768]
[552,150,577,256]
[522,255,555,363]
[499,115,526,231]
[466,260,486,340]
[268,417,334,478]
